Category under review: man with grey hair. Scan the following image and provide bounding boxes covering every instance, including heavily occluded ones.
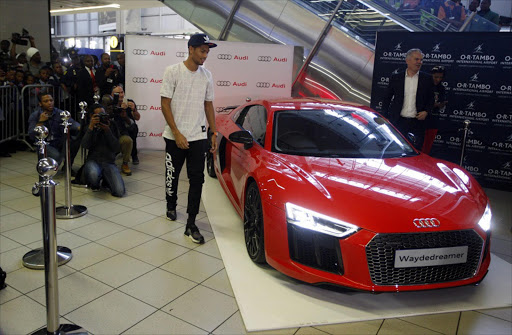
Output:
[382,48,434,150]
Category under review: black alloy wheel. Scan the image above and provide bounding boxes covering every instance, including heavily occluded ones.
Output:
[244,182,266,263]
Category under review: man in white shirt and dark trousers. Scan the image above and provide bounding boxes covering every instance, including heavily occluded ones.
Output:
[382,48,434,150]
[160,33,218,244]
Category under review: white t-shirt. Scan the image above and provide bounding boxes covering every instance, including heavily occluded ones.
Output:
[160,62,214,142]
[400,71,419,118]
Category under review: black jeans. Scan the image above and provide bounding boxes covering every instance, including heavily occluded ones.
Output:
[165,138,207,216]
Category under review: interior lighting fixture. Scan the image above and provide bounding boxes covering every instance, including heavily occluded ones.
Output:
[50,4,120,13]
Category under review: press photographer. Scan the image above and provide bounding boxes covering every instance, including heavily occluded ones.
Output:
[96,52,120,97]
[81,103,125,197]
[107,85,140,175]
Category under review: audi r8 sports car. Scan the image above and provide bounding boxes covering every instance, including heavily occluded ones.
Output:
[207,98,491,292]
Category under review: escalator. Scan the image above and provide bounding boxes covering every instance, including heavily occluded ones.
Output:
[159,0,496,105]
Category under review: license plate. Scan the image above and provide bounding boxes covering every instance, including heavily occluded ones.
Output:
[394,246,468,268]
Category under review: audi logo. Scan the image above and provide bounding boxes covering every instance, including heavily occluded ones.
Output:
[217,81,231,87]
[132,77,148,83]
[138,132,147,137]
[258,56,272,62]
[256,82,270,88]
[413,218,441,228]
[216,107,225,112]
[132,49,148,55]
[217,54,232,60]
[138,105,148,111]
[176,51,187,58]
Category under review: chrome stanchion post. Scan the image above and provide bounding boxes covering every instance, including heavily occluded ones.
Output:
[31,158,88,335]
[459,119,471,166]
[23,126,72,270]
[55,111,87,219]
[79,101,87,164]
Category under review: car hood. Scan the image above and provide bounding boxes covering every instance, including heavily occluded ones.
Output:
[266,154,488,233]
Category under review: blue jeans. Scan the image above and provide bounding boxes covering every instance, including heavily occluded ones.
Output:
[83,161,125,197]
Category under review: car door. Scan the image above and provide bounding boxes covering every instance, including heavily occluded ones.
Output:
[229,104,267,209]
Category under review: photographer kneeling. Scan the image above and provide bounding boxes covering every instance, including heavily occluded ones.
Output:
[111,85,140,175]
[81,104,125,197]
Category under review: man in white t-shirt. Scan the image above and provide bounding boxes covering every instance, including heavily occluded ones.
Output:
[160,33,218,244]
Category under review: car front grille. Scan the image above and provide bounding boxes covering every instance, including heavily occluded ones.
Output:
[288,224,343,275]
[366,230,484,286]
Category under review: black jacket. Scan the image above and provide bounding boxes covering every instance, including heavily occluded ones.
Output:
[382,70,434,124]
[76,68,95,107]
[81,122,120,164]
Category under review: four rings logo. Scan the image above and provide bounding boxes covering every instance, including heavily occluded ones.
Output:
[258,56,271,62]
[132,49,148,55]
[413,218,441,228]
[217,54,232,60]
[132,77,148,83]
[138,105,148,111]
[256,82,270,88]
[138,132,147,137]
[217,81,231,87]
[176,51,187,58]
[216,107,225,112]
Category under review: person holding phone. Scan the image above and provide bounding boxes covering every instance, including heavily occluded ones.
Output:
[81,103,125,196]
[28,92,81,167]
[96,52,119,97]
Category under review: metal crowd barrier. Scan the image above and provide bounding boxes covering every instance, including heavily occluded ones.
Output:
[0,85,20,149]
[0,84,81,152]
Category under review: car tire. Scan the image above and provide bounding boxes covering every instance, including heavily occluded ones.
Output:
[244,182,266,264]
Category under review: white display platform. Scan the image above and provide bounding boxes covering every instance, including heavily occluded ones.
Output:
[202,177,512,332]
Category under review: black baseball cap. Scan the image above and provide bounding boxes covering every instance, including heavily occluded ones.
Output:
[188,33,217,48]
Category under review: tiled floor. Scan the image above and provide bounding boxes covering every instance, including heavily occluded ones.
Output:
[0,150,511,335]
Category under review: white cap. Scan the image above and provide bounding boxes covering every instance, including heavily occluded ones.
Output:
[26,47,39,60]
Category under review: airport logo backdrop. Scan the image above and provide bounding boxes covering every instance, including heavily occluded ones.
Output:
[371,32,512,191]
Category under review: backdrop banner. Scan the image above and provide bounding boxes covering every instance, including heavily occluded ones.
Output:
[125,35,294,150]
[371,32,512,192]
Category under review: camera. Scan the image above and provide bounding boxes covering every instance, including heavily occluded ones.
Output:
[112,92,133,118]
[11,29,30,46]
[98,111,111,125]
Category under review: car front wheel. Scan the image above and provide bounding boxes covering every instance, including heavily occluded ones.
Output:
[244,182,266,264]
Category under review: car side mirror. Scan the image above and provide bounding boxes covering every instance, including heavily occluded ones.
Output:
[407,132,417,145]
[229,130,253,149]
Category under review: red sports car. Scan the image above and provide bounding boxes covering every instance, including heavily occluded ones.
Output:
[207,97,491,292]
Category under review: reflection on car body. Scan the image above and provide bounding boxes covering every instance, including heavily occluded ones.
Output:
[206,97,491,292]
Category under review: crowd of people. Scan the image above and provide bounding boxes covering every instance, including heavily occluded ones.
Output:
[383,0,501,27]
[2,33,219,245]
[0,36,136,197]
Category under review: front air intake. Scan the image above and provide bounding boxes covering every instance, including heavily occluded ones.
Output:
[288,224,343,275]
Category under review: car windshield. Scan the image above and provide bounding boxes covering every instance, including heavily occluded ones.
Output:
[272,108,417,158]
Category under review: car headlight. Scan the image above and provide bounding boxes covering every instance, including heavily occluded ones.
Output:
[285,203,359,238]
[477,203,492,231]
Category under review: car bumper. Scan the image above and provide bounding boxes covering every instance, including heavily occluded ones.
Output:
[263,203,491,292]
